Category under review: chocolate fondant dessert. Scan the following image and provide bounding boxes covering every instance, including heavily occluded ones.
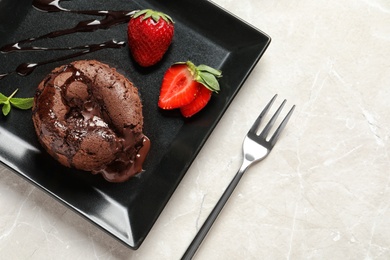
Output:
[32,60,150,182]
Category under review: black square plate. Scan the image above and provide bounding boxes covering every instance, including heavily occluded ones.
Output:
[0,0,270,249]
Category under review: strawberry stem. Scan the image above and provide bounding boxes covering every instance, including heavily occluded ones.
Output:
[133,9,174,24]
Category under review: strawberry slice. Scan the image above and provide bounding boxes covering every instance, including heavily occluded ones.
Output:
[158,64,200,109]
[158,61,222,117]
[180,85,212,118]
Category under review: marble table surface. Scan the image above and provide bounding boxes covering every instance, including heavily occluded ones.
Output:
[1,0,390,259]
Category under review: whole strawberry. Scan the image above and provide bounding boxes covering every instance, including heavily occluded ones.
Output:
[127,9,174,67]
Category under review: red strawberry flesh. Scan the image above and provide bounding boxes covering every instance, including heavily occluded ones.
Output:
[180,86,212,118]
[158,64,200,109]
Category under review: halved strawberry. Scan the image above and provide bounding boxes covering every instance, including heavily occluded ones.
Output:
[158,61,222,117]
[158,63,200,109]
[180,85,212,118]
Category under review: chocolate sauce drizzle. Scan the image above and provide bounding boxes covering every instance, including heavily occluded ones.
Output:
[0,0,137,79]
[1,40,125,79]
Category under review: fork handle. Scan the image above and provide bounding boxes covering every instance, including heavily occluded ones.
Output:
[181,160,251,260]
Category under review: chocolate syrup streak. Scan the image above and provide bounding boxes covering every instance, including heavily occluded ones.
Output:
[0,0,137,79]
[1,40,125,79]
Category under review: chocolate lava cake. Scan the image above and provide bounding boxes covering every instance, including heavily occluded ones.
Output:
[32,60,150,182]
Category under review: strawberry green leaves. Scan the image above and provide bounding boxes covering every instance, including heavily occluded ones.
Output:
[0,89,33,116]
[133,9,174,24]
[179,61,222,93]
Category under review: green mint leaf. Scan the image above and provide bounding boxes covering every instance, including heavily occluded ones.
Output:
[0,88,34,116]
[2,102,11,116]
[0,92,8,103]
[10,97,34,110]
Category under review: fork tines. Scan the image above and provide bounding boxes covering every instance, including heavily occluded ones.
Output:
[250,94,295,147]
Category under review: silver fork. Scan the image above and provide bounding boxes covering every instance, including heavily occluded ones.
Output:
[181,94,295,260]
